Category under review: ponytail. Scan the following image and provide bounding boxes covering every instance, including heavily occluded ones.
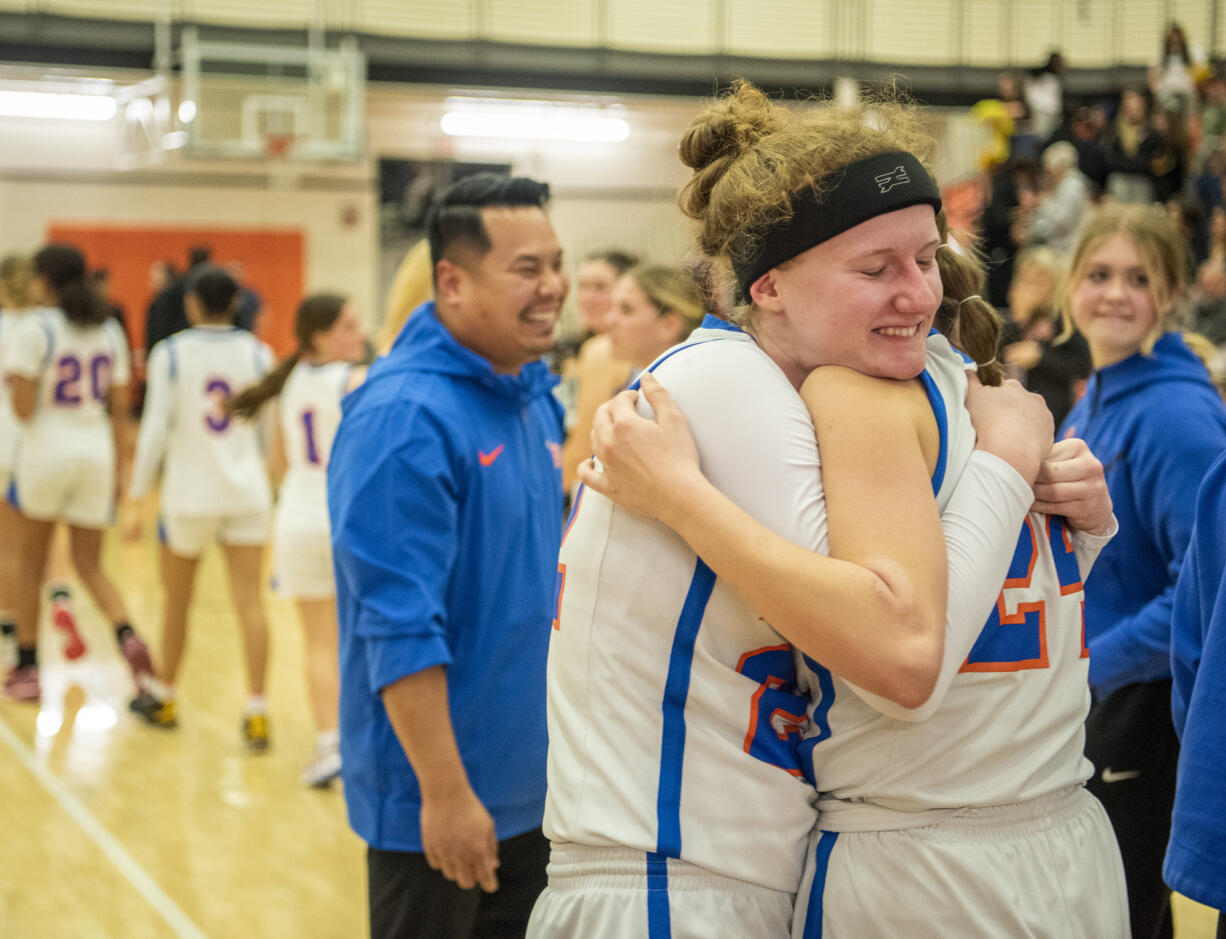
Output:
[227,351,300,419]
[934,221,1004,387]
[33,243,107,326]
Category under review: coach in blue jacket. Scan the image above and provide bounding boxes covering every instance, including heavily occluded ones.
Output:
[328,174,567,938]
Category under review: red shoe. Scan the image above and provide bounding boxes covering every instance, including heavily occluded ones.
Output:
[52,607,87,661]
[4,665,40,702]
[119,633,155,689]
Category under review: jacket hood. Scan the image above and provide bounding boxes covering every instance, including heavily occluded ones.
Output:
[1085,332,1213,410]
[384,301,559,404]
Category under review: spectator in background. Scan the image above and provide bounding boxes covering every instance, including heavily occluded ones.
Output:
[1198,76,1226,165]
[1208,205,1226,266]
[558,249,637,495]
[145,245,210,353]
[226,261,263,334]
[90,268,131,345]
[1105,88,1162,204]
[982,157,1040,308]
[1000,246,1092,428]
[1149,23,1205,115]
[1028,141,1091,255]
[1151,108,1189,205]
[1025,51,1065,142]
[998,70,1038,159]
[1193,259,1226,348]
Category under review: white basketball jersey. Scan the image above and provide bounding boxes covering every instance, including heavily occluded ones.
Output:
[0,307,130,463]
[544,322,826,894]
[0,311,22,470]
[801,334,1094,828]
[276,360,350,531]
[129,326,273,516]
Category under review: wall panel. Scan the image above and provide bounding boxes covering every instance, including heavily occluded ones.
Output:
[1062,0,1116,69]
[608,0,716,54]
[486,0,597,47]
[868,0,957,65]
[725,0,831,59]
[355,0,474,39]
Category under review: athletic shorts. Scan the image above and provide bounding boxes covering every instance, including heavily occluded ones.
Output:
[8,455,114,529]
[159,509,271,559]
[792,786,1129,938]
[272,521,334,600]
[526,844,794,939]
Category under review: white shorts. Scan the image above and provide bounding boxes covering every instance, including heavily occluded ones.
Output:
[272,521,335,600]
[159,509,271,559]
[792,786,1129,938]
[8,455,113,529]
[527,844,793,939]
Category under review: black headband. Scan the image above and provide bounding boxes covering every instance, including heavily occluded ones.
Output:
[732,151,943,299]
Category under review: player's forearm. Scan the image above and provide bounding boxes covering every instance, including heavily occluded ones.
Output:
[665,477,940,706]
[381,665,474,801]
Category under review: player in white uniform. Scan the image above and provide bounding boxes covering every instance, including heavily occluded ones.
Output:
[0,253,91,673]
[1,244,156,703]
[228,293,367,785]
[541,82,1123,939]
[127,265,275,748]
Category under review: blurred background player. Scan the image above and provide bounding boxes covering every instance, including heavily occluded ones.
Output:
[557,250,637,496]
[229,292,368,786]
[127,265,276,749]
[1,244,155,704]
[1059,203,1226,939]
[0,254,85,669]
[603,264,704,381]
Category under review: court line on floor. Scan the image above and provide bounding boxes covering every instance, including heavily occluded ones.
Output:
[0,711,209,939]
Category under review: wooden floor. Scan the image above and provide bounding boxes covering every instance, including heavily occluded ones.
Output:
[0,524,1220,937]
[0,524,366,938]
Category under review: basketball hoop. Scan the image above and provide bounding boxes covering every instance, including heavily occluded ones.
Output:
[263,132,301,189]
[263,132,295,161]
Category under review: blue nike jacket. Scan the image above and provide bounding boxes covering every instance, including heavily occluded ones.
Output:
[1059,332,1226,697]
[1165,450,1226,910]
[328,302,564,852]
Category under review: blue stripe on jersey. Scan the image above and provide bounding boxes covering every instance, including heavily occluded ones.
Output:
[166,336,178,382]
[156,515,167,546]
[655,557,717,859]
[801,831,840,939]
[918,369,948,496]
[37,314,55,369]
[646,852,671,938]
[6,476,19,511]
[698,314,741,333]
[797,654,836,788]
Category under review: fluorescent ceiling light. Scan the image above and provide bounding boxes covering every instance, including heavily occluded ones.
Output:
[0,89,117,121]
[441,98,629,143]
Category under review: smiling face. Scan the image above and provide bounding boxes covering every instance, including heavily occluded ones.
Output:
[434,206,568,374]
[1069,234,1166,368]
[747,203,944,386]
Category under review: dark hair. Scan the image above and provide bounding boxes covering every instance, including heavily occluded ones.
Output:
[583,249,638,276]
[186,265,239,316]
[426,173,551,283]
[33,243,107,326]
[227,292,349,418]
[188,245,212,269]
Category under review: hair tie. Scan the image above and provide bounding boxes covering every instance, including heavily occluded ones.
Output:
[958,294,983,308]
[977,356,998,368]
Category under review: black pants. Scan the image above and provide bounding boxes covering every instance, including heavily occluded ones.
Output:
[367,828,549,939]
[1085,680,1179,939]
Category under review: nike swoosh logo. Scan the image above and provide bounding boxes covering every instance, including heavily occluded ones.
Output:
[478,445,505,467]
[1101,768,1142,783]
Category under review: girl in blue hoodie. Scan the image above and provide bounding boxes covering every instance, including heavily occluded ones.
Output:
[1059,204,1226,939]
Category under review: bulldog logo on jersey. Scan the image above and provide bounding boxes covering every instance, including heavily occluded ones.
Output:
[875,165,911,193]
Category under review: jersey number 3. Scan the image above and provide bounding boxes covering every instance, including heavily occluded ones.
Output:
[960,515,1087,672]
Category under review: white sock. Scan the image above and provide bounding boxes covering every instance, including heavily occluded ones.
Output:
[147,678,175,701]
[245,695,268,715]
[316,728,339,749]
